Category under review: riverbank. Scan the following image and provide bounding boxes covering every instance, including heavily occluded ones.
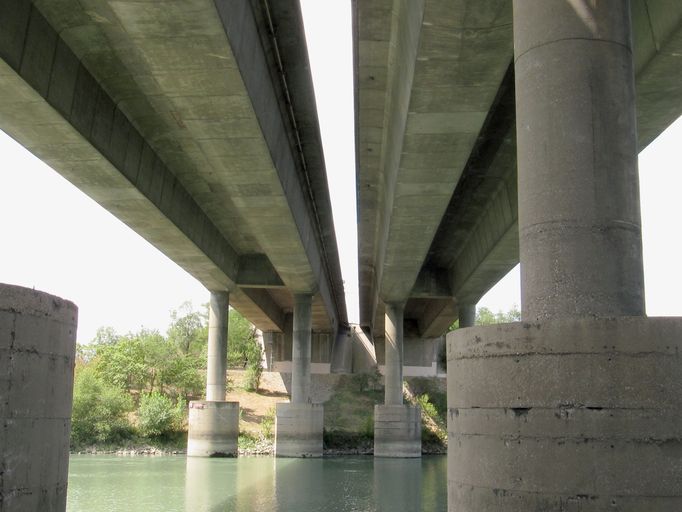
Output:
[71,371,448,456]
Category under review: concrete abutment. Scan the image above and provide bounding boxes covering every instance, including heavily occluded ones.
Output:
[0,283,78,511]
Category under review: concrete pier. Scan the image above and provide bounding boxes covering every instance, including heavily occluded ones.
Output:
[383,302,404,406]
[205,291,229,402]
[514,0,644,322]
[457,304,475,328]
[375,302,421,457]
[0,284,78,511]
[447,318,682,510]
[188,291,239,457]
[291,294,312,404]
[274,402,324,458]
[447,1,682,509]
[275,294,323,457]
[186,401,239,457]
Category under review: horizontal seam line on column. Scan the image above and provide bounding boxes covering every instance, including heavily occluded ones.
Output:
[514,37,632,63]
[448,433,682,441]
[447,407,665,411]
[519,220,641,236]
[448,350,677,359]
[447,480,681,498]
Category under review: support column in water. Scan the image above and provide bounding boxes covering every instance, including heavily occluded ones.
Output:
[374,302,420,458]
[447,1,682,509]
[0,284,77,512]
[275,293,323,457]
[187,290,239,457]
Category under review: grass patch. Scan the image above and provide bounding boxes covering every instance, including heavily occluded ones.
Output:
[324,374,383,434]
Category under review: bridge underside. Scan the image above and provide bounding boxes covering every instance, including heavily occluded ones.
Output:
[0,0,346,333]
[356,0,682,339]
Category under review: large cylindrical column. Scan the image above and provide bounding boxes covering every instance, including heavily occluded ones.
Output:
[1,284,78,512]
[383,302,404,405]
[206,291,229,401]
[515,0,644,321]
[188,290,238,457]
[291,293,312,404]
[448,2,682,509]
[457,304,475,328]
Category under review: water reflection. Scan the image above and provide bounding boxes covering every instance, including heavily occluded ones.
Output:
[67,455,447,512]
[374,458,422,511]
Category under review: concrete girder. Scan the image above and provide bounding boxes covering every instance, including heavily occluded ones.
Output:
[356,0,514,334]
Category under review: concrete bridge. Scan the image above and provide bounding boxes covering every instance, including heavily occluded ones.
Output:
[2,0,682,510]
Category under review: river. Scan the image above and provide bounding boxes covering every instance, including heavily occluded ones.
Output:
[67,455,447,511]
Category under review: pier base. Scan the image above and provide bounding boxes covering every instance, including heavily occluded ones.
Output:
[275,403,323,457]
[187,401,239,457]
[374,404,421,458]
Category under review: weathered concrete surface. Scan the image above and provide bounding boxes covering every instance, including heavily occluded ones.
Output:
[187,401,239,457]
[447,318,682,510]
[291,294,312,404]
[0,0,346,334]
[0,283,77,511]
[374,404,421,458]
[206,291,229,402]
[383,303,404,405]
[515,0,644,321]
[275,403,323,458]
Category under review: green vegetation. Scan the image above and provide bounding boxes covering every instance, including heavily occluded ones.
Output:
[404,378,448,451]
[442,305,522,367]
[261,407,276,440]
[71,365,134,445]
[323,373,382,451]
[448,305,521,331]
[71,303,263,451]
[137,392,184,438]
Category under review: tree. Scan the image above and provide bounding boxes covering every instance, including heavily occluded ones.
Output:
[228,308,258,367]
[158,353,204,400]
[448,305,521,331]
[91,326,120,346]
[167,301,208,355]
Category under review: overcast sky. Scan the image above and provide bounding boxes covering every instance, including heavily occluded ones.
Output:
[1,1,681,343]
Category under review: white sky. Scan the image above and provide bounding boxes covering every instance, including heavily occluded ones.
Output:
[1,1,681,343]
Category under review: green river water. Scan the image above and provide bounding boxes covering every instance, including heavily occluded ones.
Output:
[67,455,447,511]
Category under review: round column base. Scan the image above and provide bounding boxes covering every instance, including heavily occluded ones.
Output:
[187,401,239,457]
[446,317,682,511]
[1,284,77,512]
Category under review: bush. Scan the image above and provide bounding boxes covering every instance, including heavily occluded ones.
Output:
[261,407,276,440]
[71,366,133,447]
[244,364,262,392]
[138,391,182,438]
[415,393,438,419]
